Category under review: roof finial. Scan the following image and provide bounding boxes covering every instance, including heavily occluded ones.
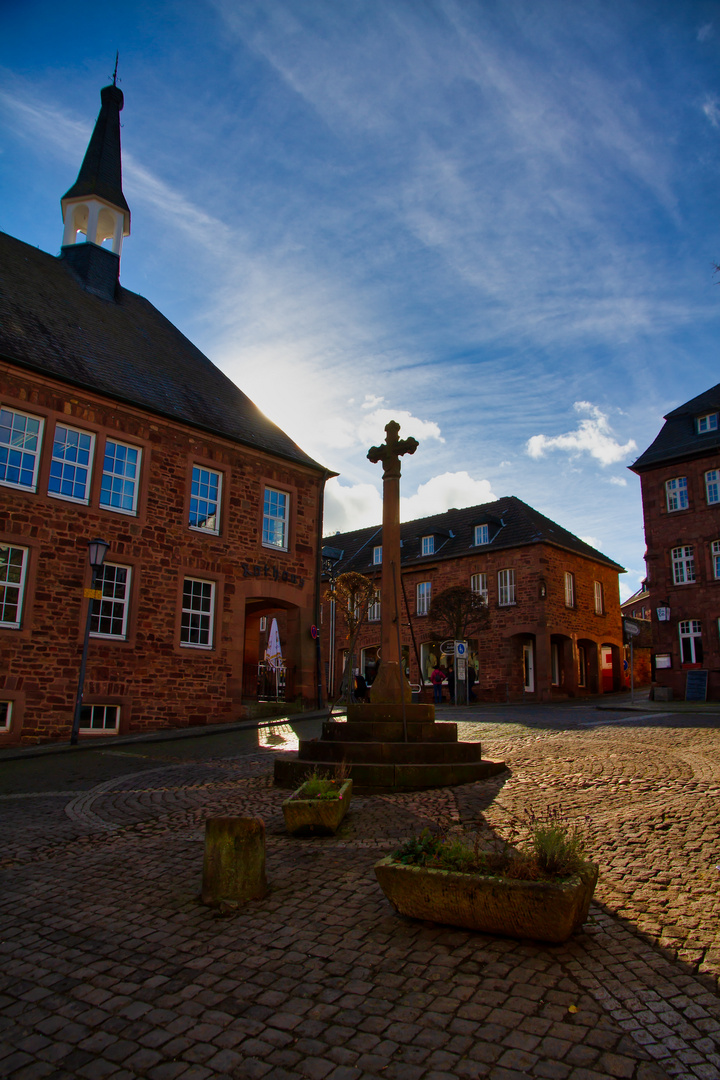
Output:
[111,51,119,87]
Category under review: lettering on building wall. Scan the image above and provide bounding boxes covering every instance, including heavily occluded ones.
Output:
[241,561,305,588]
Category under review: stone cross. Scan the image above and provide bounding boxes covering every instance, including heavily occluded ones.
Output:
[366,421,418,704]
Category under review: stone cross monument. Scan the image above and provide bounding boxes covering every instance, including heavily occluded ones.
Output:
[367,420,418,703]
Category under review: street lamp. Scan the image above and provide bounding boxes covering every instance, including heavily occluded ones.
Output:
[70,538,110,745]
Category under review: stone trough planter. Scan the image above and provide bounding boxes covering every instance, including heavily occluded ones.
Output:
[282,779,353,836]
[374,856,598,943]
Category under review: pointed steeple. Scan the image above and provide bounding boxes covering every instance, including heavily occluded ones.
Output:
[60,79,130,299]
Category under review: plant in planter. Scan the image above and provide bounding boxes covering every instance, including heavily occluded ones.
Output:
[282,766,353,836]
[374,808,598,943]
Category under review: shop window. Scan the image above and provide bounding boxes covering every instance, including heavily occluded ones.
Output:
[79,704,119,733]
[262,487,288,550]
[0,407,43,491]
[679,620,703,664]
[90,564,131,639]
[190,466,221,533]
[0,544,28,628]
[48,424,94,503]
[180,577,215,648]
[665,476,688,512]
[672,546,696,585]
[100,439,141,514]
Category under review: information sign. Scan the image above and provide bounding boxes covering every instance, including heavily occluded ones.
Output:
[455,641,467,657]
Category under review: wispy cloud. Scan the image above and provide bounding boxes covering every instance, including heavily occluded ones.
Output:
[527,402,637,466]
[702,95,720,127]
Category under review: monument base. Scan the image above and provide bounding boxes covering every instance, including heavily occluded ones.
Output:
[369,661,412,704]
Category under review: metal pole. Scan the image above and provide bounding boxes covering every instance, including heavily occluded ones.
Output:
[70,568,98,745]
[630,639,635,705]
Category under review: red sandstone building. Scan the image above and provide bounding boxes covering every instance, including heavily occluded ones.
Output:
[630,383,720,701]
[323,497,625,702]
[0,84,330,745]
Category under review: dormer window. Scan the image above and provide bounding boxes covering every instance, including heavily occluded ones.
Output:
[474,524,489,546]
[373,545,382,565]
[421,535,434,556]
[697,413,718,434]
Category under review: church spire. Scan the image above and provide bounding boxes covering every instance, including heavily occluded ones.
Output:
[60,76,130,298]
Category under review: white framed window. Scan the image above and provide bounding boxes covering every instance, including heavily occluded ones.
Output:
[666,476,688,512]
[190,465,221,533]
[0,408,44,491]
[474,524,489,546]
[48,424,94,503]
[713,541,720,580]
[705,470,719,505]
[100,439,141,514]
[0,700,11,731]
[262,487,288,550]
[181,577,215,648]
[373,545,382,565]
[672,546,696,585]
[679,620,703,664]
[594,581,604,615]
[79,704,119,733]
[564,572,575,608]
[697,413,718,433]
[470,573,488,602]
[0,544,28,628]
[422,535,434,556]
[368,589,381,622]
[416,581,431,616]
[498,568,516,606]
[90,564,131,639]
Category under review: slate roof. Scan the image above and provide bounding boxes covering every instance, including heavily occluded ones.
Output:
[630,383,720,472]
[323,496,624,574]
[0,231,327,473]
[62,85,130,220]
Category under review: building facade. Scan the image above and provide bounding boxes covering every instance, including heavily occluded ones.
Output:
[322,497,625,703]
[0,85,330,745]
[630,383,720,700]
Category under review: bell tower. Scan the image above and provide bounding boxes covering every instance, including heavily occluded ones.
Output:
[60,74,130,299]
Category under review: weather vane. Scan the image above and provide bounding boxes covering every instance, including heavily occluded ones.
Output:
[111,52,119,87]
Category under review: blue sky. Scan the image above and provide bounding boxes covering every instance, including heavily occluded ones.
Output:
[2,0,719,600]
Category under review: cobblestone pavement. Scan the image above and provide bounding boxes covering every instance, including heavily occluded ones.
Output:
[1,712,719,1080]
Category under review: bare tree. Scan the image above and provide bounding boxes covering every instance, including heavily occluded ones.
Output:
[326,571,375,709]
[428,585,489,642]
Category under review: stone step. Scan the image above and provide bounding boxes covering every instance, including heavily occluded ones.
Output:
[321,721,458,743]
[273,754,506,791]
[296,739,485,765]
[346,703,436,724]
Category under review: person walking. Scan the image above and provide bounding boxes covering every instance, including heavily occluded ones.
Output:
[430,664,444,704]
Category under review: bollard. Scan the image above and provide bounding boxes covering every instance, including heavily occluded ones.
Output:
[201,816,267,907]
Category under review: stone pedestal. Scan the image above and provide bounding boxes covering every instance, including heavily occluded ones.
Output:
[201,817,267,907]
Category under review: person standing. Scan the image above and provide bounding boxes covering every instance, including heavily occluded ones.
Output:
[430,664,444,704]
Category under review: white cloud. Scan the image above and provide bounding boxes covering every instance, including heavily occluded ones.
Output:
[698,23,714,42]
[607,476,628,486]
[580,535,601,550]
[526,402,636,466]
[702,95,720,127]
[323,470,497,534]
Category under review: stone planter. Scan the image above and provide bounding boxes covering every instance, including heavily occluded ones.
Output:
[282,779,352,835]
[374,857,598,943]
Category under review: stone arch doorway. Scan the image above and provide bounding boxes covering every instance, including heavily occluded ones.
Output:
[242,597,301,703]
[600,643,622,693]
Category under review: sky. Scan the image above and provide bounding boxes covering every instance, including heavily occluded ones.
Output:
[1,0,719,601]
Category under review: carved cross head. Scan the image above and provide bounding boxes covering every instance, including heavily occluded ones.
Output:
[367,420,418,479]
